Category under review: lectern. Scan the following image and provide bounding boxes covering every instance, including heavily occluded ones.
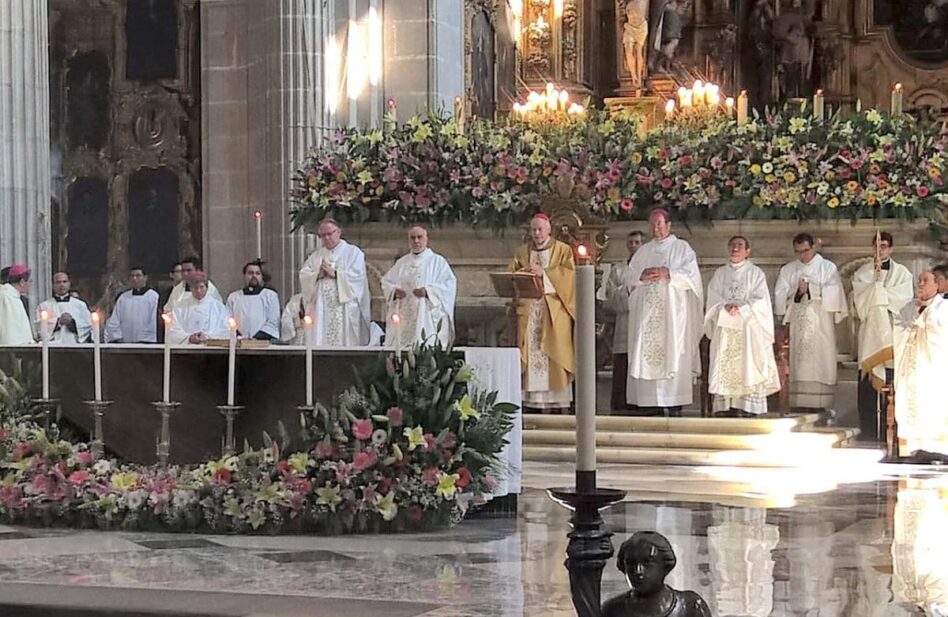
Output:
[490,272,543,346]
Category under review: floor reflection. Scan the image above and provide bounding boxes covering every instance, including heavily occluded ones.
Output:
[0,465,944,617]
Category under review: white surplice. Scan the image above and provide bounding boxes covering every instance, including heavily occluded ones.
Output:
[299,240,370,346]
[226,288,281,339]
[0,284,34,345]
[604,261,631,354]
[37,296,92,344]
[166,295,232,345]
[851,259,914,385]
[894,295,948,456]
[280,293,307,345]
[774,254,848,409]
[104,288,159,343]
[624,235,703,407]
[381,248,457,348]
[163,280,223,311]
[704,260,781,414]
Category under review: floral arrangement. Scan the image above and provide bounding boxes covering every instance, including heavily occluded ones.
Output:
[0,344,516,534]
[290,105,948,231]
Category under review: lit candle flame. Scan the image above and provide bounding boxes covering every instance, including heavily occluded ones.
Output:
[391,313,401,325]
[894,82,903,92]
[91,311,100,324]
[228,317,238,330]
[725,97,734,108]
[303,315,313,327]
[40,310,49,322]
[161,312,172,326]
[577,244,588,258]
[253,210,262,219]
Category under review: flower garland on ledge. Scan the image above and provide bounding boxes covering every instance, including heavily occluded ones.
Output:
[290,105,948,231]
[0,345,516,534]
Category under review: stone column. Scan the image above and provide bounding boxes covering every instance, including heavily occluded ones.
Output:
[0,0,52,305]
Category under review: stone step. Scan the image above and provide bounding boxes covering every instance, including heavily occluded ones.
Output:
[522,412,822,435]
[524,428,853,450]
[522,441,863,468]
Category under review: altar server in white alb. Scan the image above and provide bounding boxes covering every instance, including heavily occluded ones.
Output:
[893,270,948,457]
[624,208,703,415]
[38,272,92,344]
[0,264,34,345]
[226,260,280,340]
[298,218,370,346]
[163,256,223,311]
[104,266,159,343]
[704,236,781,416]
[850,232,914,441]
[166,271,232,345]
[381,225,457,348]
[774,233,848,411]
[280,292,307,345]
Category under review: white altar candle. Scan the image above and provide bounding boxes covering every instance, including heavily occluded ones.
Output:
[737,90,748,126]
[91,311,102,401]
[227,317,238,406]
[891,83,903,116]
[391,312,402,360]
[254,210,263,259]
[161,312,172,403]
[574,246,596,480]
[813,89,824,121]
[303,315,314,407]
[39,309,50,399]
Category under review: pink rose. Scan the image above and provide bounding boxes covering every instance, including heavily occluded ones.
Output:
[75,451,94,465]
[661,178,673,190]
[353,450,378,471]
[352,419,374,440]
[67,470,90,486]
[386,407,404,427]
[456,467,472,488]
[917,185,930,197]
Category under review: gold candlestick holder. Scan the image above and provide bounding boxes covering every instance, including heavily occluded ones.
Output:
[83,400,112,458]
[217,405,244,458]
[31,398,61,433]
[152,401,181,467]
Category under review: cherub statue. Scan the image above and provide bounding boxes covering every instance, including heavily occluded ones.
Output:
[622,0,650,88]
[602,531,711,617]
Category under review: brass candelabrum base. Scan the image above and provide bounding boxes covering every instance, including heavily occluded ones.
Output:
[152,401,181,467]
[83,400,113,458]
[217,405,245,458]
[30,398,61,435]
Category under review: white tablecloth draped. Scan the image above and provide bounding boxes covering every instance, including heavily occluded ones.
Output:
[459,346,523,497]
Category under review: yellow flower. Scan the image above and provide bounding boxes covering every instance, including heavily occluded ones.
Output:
[783,171,796,183]
[607,187,620,201]
[866,109,883,124]
[750,163,762,175]
[403,426,426,451]
[375,492,398,521]
[827,197,840,209]
[366,130,382,144]
[357,170,373,185]
[929,167,941,178]
[824,171,835,181]
[435,472,460,499]
[866,193,878,206]
[288,453,310,474]
[315,484,342,511]
[453,394,480,421]
[846,180,859,192]
[765,174,776,183]
[110,472,140,491]
[411,124,432,143]
[631,152,643,165]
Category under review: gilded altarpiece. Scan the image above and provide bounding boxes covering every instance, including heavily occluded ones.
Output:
[49,0,201,307]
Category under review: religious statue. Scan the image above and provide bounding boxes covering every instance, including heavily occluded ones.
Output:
[602,531,711,617]
[653,0,683,73]
[772,0,815,100]
[621,0,649,89]
[749,0,776,101]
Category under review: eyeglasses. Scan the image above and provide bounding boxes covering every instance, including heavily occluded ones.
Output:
[318,230,340,238]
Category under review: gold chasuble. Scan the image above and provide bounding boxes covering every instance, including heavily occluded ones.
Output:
[509,240,576,408]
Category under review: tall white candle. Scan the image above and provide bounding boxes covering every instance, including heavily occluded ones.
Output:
[391,312,402,360]
[254,210,263,259]
[227,317,238,406]
[813,89,824,121]
[40,309,50,399]
[891,83,903,115]
[91,311,102,401]
[304,315,314,407]
[574,246,596,479]
[162,313,172,403]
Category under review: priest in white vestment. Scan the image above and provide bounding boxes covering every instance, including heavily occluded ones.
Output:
[298,218,370,346]
[163,256,223,311]
[0,264,34,345]
[774,233,848,411]
[104,266,159,343]
[624,209,703,415]
[704,236,781,416]
[893,271,948,458]
[280,293,307,345]
[226,261,281,340]
[166,271,232,345]
[38,272,92,344]
[934,264,948,295]
[381,225,457,348]
[603,231,643,413]
[850,232,914,441]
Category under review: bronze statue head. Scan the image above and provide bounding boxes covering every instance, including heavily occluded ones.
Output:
[616,531,677,595]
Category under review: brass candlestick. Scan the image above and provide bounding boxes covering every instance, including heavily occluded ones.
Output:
[31,398,61,433]
[83,400,113,458]
[217,405,244,458]
[152,401,181,466]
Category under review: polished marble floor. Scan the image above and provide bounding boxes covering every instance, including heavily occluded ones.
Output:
[0,461,946,617]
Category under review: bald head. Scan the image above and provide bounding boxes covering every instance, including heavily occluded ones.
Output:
[318,218,342,250]
[408,225,429,254]
[530,215,552,247]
